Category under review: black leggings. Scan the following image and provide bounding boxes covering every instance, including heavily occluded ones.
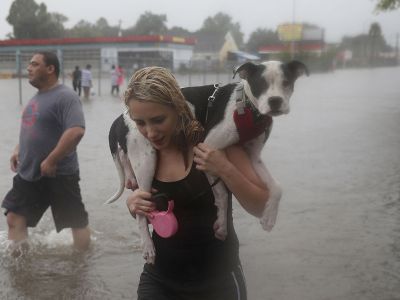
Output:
[137,263,247,300]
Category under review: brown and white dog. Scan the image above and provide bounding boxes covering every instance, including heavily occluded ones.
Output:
[106,60,308,263]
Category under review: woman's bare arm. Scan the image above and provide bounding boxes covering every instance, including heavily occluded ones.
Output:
[194,143,269,217]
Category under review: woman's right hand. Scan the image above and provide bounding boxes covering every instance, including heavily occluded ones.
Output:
[126,189,156,218]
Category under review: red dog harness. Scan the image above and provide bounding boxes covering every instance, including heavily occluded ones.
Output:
[233,85,272,144]
[205,84,272,145]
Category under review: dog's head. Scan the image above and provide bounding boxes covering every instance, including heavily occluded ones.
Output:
[233,60,308,116]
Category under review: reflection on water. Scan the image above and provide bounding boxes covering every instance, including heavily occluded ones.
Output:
[0,67,400,300]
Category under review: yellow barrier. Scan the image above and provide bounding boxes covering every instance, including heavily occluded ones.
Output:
[0,73,13,79]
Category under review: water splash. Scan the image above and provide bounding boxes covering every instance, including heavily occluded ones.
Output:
[0,228,115,299]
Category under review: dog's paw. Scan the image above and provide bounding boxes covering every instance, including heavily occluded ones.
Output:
[125,178,138,190]
[260,199,279,232]
[260,216,276,232]
[144,253,155,265]
[142,240,156,264]
[213,220,227,240]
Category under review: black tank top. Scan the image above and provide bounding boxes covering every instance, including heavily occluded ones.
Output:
[148,163,240,280]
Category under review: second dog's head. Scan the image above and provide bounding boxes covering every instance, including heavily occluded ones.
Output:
[234,60,308,116]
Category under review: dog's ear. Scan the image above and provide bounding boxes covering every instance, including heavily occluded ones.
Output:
[286,60,309,79]
[233,61,258,79]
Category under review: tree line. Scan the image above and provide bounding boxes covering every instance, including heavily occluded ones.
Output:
[5,0,398,64]
[6,0,251,46]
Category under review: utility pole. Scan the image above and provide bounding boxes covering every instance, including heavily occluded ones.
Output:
[16,49,22,105]
[396,33,399,65]
[291,0,296,59]
[118,20,122,37]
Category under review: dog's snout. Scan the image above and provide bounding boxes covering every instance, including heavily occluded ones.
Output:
[268,97,283,110]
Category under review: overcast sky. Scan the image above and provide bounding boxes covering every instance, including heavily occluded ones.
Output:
[1,0,399,46]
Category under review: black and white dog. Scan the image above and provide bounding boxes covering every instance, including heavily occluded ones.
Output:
[106,60,308,263]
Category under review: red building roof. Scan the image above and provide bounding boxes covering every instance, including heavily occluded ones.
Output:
[0,35,196,47]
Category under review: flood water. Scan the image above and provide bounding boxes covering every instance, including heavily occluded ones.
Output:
[1,66,400,300]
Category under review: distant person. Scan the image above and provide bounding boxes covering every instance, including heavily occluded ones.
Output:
[110,65,120,96]
[72,66,82,96]
[117,65,125,89]
[2,51,91,253]
[81,64,93,99]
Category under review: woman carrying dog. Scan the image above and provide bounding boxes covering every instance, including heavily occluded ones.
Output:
[125,67,269,300]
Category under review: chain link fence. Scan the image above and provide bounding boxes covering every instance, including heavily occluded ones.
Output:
[0,49,240,104]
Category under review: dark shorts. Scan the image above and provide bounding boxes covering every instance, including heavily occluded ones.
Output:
[137,263,247,300]
[2,174,89,232]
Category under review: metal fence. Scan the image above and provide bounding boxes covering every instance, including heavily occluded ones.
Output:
[0,49,240,104]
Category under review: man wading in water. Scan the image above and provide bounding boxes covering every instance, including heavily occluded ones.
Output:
[2,51,91,254]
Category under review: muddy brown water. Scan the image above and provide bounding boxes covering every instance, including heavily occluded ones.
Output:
[1,67,400,299]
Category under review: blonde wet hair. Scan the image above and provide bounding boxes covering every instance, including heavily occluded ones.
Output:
[124,67,204,162]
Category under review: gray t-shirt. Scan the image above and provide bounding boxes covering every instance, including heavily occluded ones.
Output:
[18,84,85,181]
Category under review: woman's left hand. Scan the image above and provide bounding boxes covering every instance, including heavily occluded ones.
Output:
[193,143,229,176]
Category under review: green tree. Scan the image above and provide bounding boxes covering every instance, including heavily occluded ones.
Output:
[375,0,400,11]
[7,0,66,39]
[123,11,167,35]
[339,22,391,66]
[67,20,97,38]
[367,22,389,64]
[246,28,280,53]
[168,26,192,37]
[7,0,40,38]
[95,18,119,37]
[39,10,67,38]
[198,12,244,47]
[66,18,119,38]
